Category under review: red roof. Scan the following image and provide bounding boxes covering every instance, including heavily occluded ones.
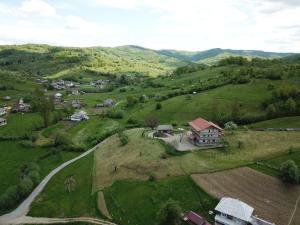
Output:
[184,211,211,225]
[188,117,223,132]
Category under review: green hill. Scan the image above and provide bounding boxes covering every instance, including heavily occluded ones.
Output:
[157,48,294,65]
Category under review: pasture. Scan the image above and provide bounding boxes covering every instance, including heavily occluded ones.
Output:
[249,116,300,128]
[191,167,300,225]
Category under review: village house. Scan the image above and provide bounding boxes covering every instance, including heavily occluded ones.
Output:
[188,117,223,146]
[65,81,75,88]
[0,108,6,116]
[157,124,173,134]
[54,93,63,104]
[71,89,80,96]
[0,118,7,126]
[183,211,211,225]
[12,98,31,112]
[70,111,89,122]
[215,197,275,225]
[72,100,82,109]
[51,80,65,90]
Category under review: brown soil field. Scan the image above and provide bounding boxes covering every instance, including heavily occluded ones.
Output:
[191,167,300,225]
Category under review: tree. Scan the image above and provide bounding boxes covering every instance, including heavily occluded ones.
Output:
[266,104,277,118]
[32,87,54,127]
[145,117,159,130]
[126,95,138,107]
[64,175,76,192]
[156,102,162,110]
[156,199,182,225]
[285,98,297,113]
[279,160,298,183]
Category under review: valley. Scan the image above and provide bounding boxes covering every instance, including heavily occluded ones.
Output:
[0,44,300,225]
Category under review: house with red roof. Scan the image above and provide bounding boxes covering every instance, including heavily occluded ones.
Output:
[188,117,223,146]
[183,211,211,225]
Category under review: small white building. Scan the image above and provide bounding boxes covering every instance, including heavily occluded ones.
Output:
[70,111,89,122]
[0,108,6,116]
[215,197,275,225]
[0,118,7,126]
[54,93,63,103]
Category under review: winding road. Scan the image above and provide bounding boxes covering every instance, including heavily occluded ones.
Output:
[0,137,115,225]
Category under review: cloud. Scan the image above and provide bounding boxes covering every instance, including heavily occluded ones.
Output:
[20,0,57,17]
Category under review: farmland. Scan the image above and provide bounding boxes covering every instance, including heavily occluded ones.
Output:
[191,167,300,225]
[0,44,300,225]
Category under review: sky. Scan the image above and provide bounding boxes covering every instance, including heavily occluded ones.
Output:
[0,0,300,52]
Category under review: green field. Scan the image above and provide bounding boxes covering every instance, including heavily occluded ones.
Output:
[0,141,78,195]
[250,150,300,177]
[0,113,43,138]
[104,176,217,225]
[133,79,300,124]
[29,153,97,218]
[249,116,300,128]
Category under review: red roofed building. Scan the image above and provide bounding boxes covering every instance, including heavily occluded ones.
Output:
[188,117,223,146]
[183,211,211,225]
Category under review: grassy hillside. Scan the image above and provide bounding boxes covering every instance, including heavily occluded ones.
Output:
[104,176,217,225]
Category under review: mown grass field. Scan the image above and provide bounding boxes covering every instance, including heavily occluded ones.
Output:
[29,154,98,218]
[103,176,218,225]
[93,129,300,192]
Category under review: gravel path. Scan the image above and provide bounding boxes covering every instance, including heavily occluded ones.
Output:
[0,138,109,225]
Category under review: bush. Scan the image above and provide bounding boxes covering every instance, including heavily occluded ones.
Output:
[102,109,124,119]
[18,177,34,197]
[0,185,19,209]
[279,160,299,183]
[156,102,162,110]
[118,132,129,146]
[148,174,157,182]
[27,170,40,185]
[20,140,35,148]
[224,121,238,132]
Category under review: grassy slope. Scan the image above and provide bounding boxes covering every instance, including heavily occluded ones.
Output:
[0,113,43,138]
[93,129,300,192]
[104,176,218,225]
[250,150,300,177]
[133,78,300,124]
[0,141,78,195]
[249,116,300,128]
[29,153,97,217]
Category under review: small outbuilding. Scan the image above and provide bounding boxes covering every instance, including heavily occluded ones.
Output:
[157,125,173,134]
[0,118,7,126]
[72,100,82,109]
[103,99,115,107]
[183,211,211,225]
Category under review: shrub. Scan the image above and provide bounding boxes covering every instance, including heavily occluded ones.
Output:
[148,174,157,182]
[118,132,129,146]
[224,121,238,132]
[27,170,40,185]
[156,199,182,225]
[156,102,162,110]
[20,140,35,148]
[102,109,124,119]
[18,177,34,197]
[279,160,299,183]
[0,185,19,209]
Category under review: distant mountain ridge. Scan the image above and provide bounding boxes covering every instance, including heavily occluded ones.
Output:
[0,44,297,78]
[155,47,294,65]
